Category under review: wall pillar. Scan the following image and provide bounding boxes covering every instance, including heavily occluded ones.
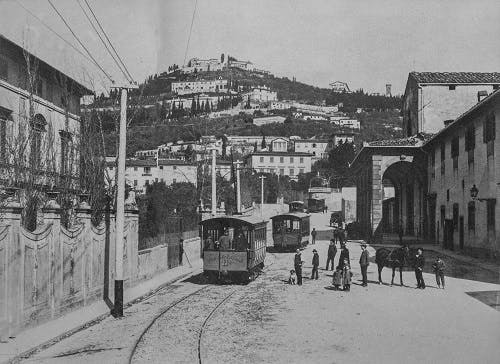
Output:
[1,193,23,339]
[371,156,383,235]
[75,197,91,305]
[42,196,61,319]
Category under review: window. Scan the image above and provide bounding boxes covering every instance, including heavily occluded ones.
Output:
[451,136,459,170]
[279,168,284,175]
[465,126,475,151]
[453,203,459,231]
[430,149,436,179]
[109,166,113,170]
[289,168,294,176]
[173,178,176,183]
[468,202,475,231]
[260,156,264,163]
[160,166,163,170]
[280,157,284,163]
[145,180,150,186]
[30,114,46,170]
[0,57,7,80]
[134,180,137,186]
[59,130,72,176]
[290,157,294,163]
[0,113,7,163]
[299,157,304,163]
[449,85,456,90]
[299,168,304,174]
[487,200,496,231]
[144,167,151,174]
[484,112,496,157]
[155,178,158,183]
[440,142,445,175]
[134,167,138,171]
[173,165,177,170]
[270,156,274,163]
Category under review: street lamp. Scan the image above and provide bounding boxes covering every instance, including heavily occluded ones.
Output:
[470,184,479,201]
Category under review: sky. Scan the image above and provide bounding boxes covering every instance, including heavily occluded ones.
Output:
[1,0,499,94]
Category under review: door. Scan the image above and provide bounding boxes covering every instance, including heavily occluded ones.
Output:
[459,216,464,249]
[444,219,454,250]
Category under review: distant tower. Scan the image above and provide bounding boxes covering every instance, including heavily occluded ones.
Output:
[386,84,392,97]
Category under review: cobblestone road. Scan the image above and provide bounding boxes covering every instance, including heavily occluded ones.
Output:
[20,213,500,364]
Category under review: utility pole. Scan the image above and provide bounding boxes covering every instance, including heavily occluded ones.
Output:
[236,160,241,214]
[260,175,266,217]
[113,83,137,318]
[211,148,217,216]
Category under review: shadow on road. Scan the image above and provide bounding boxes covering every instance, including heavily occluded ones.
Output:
[466,291,500,312]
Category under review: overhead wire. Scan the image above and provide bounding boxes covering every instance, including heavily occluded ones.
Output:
[46,0,114,83]
[75,0,132,83]
[82,0,135,83]
[13,0,97,70]
[183,0,198,66]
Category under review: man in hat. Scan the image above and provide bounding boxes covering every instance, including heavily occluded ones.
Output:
[326,239,337,270]
[311,249,319,280]
[359,243,369,286]
[414,248,426,289]
[311,228,317,245]
[294,249,303,285]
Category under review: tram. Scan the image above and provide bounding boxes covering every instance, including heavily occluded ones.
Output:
[271,212,311,251]
[200,215,268,282]
[288,200,305,213]
[307,198,325,213]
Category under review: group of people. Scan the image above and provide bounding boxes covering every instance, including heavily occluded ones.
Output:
[414,248,447,289]
[204,230,249,251]
[289,238,369,291]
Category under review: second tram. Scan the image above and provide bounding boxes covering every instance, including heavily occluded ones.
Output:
[271,212,311,251]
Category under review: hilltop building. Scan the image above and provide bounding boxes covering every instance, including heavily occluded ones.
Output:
[329,81,351,93]
[244,86,277,104]
[253,115,286,126]
[402,72,500,136]
[171,79,228,95]
[330,118,360,130]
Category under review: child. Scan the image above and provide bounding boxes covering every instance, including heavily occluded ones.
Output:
[332,267,342,290]
[341,259,353,291]
[432,256,446,289]
[288,269,296,285]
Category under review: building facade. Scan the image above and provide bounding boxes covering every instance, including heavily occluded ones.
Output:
[423,90,499,257]
[245,151,313,179]
[293,139,330,161]
[329,81,351,93]
[244,86,277,103]
[0,35,91,191]
[171,79,228,95]
[253,115,286,126]
[106,159,197,193]
[330,118,360,129]
[402,72,500,136]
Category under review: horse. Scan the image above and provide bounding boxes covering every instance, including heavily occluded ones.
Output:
[375,245,413,286]
[333,228,345,245]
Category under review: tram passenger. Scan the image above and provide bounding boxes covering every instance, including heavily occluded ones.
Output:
[205,236,214,250]
[235,231,247,251]
[219,230,232,250]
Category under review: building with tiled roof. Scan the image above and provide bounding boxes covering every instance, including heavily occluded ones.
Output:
[403,72,500,136]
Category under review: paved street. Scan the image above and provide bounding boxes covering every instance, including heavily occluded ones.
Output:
[19,213,500,364]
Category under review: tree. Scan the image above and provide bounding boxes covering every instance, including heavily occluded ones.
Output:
[261,134,267,150]
[190,97,196,115]
[205,100,211,113]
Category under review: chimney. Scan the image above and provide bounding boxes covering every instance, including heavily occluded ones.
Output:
[477,90,488,103]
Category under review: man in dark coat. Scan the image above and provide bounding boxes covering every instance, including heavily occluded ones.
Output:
[311,249,319,279]
[294,249,303,285]
[338,243,350,270]
[359,243,369,286]
[179,238,184,265]
[311,228,317,244]
[414,248,426,289]
[326,239,337,270]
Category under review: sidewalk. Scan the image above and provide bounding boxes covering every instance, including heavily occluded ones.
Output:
[0,259,203,364]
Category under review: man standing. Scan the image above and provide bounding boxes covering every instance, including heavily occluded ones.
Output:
[338,242,350,270]
[294,249,303,285]
[219,230,231,250]
[179,238,184,265]
[326,239,337,270]
[311,228,317,245]
[311,249,319,280]
[359,243,369,286]
[415,248,426,289]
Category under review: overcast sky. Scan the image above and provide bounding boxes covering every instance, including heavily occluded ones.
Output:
[1,0,499,94]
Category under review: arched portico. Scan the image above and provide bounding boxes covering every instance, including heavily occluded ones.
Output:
[350,139,429,242]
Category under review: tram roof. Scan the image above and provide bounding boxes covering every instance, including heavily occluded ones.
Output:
[271,212,310,220]
[289,200,304,205]
[200,214,268,227]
